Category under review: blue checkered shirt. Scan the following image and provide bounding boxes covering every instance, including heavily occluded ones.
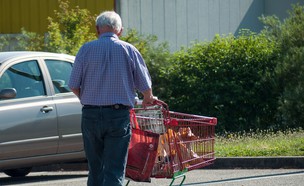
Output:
[68,32,152,108]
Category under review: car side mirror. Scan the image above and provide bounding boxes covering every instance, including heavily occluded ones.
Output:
[0,88,17,99]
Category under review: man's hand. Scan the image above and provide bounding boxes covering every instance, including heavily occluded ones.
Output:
[142,96,158,108]
[70,88,81,100]
[142,89,157,108]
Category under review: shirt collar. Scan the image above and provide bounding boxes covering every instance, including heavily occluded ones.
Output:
[99,32,118,39]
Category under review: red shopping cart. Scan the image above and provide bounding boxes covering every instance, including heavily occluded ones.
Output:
[126,100,217,186]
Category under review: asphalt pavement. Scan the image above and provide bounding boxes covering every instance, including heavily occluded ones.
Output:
[32,156,304,172]
[0,157,303,186]
[1,169,304,186]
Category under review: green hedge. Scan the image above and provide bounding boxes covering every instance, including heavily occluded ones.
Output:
[159,31,280,132]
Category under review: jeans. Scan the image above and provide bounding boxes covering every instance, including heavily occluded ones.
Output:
[81,107,131,186]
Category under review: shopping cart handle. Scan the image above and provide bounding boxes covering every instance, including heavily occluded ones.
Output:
[152,99,169,110]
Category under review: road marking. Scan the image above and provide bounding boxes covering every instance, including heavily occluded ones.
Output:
[184,171,304,185]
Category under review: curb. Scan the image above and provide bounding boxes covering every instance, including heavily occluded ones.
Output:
[33,157,304,172]
[206,157,304,169]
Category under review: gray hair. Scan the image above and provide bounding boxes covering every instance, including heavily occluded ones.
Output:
[95,11,122,32]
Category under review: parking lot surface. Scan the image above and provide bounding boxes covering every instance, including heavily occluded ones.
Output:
[1,169,303,186]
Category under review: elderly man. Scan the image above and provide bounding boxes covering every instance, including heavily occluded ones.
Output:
[69,11,156,186]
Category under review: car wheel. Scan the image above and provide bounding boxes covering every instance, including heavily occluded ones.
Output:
[3,167,32,177]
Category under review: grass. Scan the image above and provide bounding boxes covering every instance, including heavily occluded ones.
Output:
[215,128,304,157]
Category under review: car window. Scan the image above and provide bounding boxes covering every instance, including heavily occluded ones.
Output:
[0,60,46,99]
[45,60,72,94]
[0,71,12,90]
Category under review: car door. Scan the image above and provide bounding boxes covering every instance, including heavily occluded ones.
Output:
[0,59,58,160]
[44,59,83,153]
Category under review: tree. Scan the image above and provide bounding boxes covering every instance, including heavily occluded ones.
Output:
[12,0,96,55]
[46,0,96,55]
[261,4,304,129]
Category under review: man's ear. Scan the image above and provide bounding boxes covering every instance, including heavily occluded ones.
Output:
[96,26,100,35]
[117,27,123,37]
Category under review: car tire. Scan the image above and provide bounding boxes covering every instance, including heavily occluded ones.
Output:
[3,167,32,177]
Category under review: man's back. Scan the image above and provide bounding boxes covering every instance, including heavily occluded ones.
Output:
[69,32,151,107]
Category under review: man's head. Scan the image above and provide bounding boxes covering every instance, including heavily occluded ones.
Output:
[96,11,123,36]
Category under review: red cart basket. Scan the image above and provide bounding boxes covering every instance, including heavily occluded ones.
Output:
[126,100,217,186]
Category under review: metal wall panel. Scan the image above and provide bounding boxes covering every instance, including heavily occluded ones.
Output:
[176,0,187,48]
[164,0,177,50]
[0,0,115,34]
[152,0,165,41]
[187,0,200,45]
[140,0,153,35]
[265,0,304,20]
[118,0,299,52]
[208,0,220,40]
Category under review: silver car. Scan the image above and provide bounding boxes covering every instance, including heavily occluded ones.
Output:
[0,51,85,177]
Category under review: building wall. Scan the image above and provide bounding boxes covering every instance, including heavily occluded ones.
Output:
[264,0,303,19]
[118,0,303,52]
[0,0,115,34]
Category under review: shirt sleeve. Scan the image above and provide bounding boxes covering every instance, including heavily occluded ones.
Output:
[132,48,152,93]
[68,45,86,89]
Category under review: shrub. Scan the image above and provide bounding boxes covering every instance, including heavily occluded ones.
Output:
[261,4,304,129]
[120,29,171,97]
[276,47,304,129]
[161,31,279,132]
[46,0,96,55]
[15,28,45,51]
[0,35,9,51]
